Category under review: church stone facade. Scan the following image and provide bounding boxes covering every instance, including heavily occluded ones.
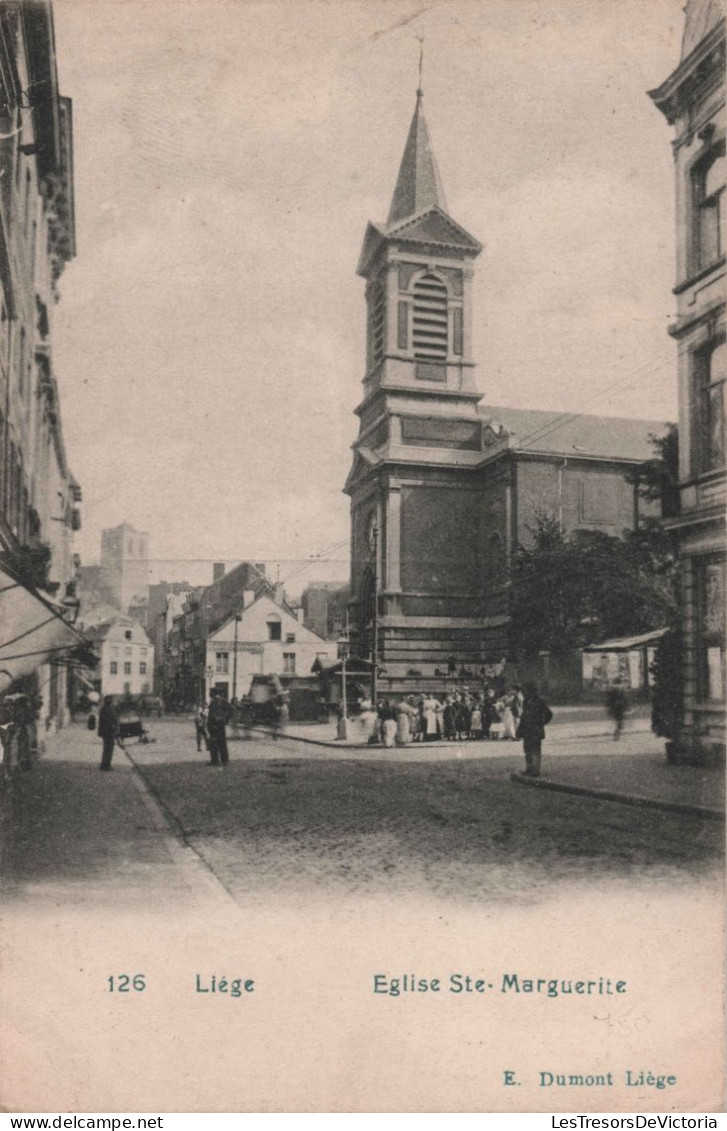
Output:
[345,90,665,687]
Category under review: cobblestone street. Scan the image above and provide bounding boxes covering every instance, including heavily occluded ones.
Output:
[2,719,722,910]
[1,719,723,1113]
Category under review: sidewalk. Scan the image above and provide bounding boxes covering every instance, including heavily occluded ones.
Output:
[247,702,653,749]
[0,722,230,911]
[511,752,725,819]
[240,722,724,819]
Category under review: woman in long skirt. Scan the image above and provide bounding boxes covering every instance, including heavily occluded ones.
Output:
[381,700,397,748]
[395,698,412,745]
[501,692,518,740]
[422,696,439,742]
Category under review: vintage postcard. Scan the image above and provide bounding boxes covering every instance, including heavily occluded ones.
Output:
[0,0,724,1115]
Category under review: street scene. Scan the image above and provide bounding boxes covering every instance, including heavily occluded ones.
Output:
[0,0,725,1115]
[2,713,723,912]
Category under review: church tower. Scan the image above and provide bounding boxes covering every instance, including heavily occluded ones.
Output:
[345,88,487,686]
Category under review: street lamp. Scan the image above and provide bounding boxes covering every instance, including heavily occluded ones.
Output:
[336,631,349,741]
[232,613,242,701]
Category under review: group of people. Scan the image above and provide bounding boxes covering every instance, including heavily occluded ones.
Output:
[353,684,552,777]
[361,686,526,747]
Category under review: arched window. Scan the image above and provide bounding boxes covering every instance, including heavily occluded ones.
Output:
[412,273,448,360]
[693,147,726,271]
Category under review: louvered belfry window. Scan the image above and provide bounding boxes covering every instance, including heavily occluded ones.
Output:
[412,273,448,360]
[369,282,386,367]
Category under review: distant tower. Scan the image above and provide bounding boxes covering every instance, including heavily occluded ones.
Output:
[100,521,150,613]
[345,86,485,682]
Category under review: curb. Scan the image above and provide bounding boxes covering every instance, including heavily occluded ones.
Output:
[233,724,651,752]
[510,772,725,821]
[121,744,244,912]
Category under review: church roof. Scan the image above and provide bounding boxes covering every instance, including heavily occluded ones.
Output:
[387,90,448,225]
[681,0,724,59]
[480,406,668,463]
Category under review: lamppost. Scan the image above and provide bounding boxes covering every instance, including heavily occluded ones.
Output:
[336,630,349,741]
[205,665,214,702]
[232,613,241,701]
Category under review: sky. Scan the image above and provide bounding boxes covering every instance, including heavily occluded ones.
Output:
[51,0,686,589]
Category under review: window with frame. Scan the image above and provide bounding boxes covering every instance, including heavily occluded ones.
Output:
[285,633,296,643]
[124,630,132,640]
[693,147,726,272]
[267,619,282,641]
[110,661,118,675]
[282,652,296,674]
[412,273,448,360]
[695,339,726,473]
[215,652,229,674]
[139,662,147,675]
[123,662,132,675]
[696,558,726,702]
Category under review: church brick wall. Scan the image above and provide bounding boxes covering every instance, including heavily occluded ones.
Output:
[400,485,480,596]
[514,460,639,542]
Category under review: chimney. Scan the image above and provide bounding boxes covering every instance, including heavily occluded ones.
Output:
[213,562,225,583]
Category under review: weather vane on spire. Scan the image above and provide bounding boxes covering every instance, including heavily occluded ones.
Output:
[416,35,424,98]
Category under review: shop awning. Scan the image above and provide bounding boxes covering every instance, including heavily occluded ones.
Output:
[582,628,668,653]
[0,563,93,693]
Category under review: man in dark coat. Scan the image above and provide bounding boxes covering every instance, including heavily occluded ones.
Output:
[516,683,553,778]
[207,692,232,766]
[98,695,120,771]
[605,686,628,741]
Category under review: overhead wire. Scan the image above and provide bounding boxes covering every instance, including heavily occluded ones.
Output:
[498,356,674,455]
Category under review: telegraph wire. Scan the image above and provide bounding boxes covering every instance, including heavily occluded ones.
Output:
[497,356,674,455]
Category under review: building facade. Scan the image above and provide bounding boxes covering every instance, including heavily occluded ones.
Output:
[0,1,81,732]
[87,616,154,699]
[163,561,273,707]
[300,582,349,641]
[205,593,336,701]
[346,89,666,688]
[145,579,192,693]
[650,0,726,761]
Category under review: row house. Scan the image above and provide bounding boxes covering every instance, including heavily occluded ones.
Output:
[85,616,154,699]
[0,1,83,733]
[205,592,336,702]
[162,562,273,707]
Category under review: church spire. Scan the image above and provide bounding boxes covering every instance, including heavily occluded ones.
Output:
[387,84,448,226]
